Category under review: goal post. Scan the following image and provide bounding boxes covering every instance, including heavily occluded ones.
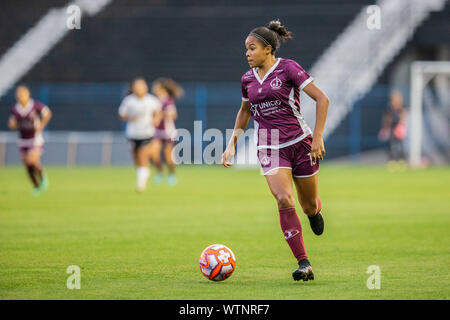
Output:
[409,61,450,167]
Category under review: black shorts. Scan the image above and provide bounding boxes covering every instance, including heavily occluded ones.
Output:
[154,137,174,147]
[129,138,152,151]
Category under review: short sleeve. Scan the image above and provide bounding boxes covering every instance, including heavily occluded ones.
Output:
[118,96,129,116]
[35,101,50,115]
[154,98,162,112]
[289,62,313,91]
[165,103,176,113]
[241,79,249,102]
[34,101,45,114]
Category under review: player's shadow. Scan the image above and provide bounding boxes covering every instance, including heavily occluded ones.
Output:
[195,278,324,287]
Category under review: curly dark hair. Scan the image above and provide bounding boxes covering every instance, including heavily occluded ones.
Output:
[249,19,293,53]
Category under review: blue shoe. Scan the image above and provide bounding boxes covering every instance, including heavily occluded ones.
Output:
[153,173,164,186]
[39,173,49,192]
[167,174,178,186]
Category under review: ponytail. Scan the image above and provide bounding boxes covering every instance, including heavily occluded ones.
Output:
[249,20,293,53]
[267,20,292,41]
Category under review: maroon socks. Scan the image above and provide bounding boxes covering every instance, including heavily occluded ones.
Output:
[26,165,39,188]
[279,207,308,262]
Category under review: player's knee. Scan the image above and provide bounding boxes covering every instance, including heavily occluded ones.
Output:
[301,199,318,216]
[275,193,295,208]
[23,157,33,166]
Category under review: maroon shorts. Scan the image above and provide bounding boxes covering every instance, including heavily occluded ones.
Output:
[19,146,43,157]
[154,137,174,146]
[257,135,319,177]
[153,129,175,143]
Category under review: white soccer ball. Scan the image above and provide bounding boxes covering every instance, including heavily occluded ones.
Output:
[198,244,236,281]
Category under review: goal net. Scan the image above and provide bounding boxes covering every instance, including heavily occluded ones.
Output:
[409,60,450,167]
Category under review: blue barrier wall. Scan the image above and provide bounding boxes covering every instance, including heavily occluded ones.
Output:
[0,82,394,160]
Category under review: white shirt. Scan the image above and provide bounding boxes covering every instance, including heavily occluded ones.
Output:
[118,93,162,139]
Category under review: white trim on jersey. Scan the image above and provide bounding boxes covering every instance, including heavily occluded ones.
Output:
[256,87,312,150]
[15,99,34,117]
[41,106,50,116]
[288,87,312,136]
[253,58,281,85]
[18,133,44,148]
[242,97,249,101]
[253,120,259,146]
[299,76,314,91]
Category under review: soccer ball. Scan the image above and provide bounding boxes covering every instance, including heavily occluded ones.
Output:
[199,244,236,281]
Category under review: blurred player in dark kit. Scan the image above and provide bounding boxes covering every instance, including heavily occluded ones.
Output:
[8,85,52,196]
[378,90,408,169]
[151,78,184,186]
[222,20,330,281]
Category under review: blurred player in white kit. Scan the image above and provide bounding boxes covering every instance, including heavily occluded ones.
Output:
[118,78,162,192]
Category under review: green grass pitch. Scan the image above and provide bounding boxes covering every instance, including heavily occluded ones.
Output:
[0,165,449,299]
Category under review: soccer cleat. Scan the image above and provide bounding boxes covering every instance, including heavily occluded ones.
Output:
[292,259,314,281]
[39,173,49,192]
[308,211,324,235]
[152,173,164,186]
[167,174,177,186]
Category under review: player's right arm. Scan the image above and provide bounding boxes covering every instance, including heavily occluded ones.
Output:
[8,115,17,130]
[221,100,251,167]
[118,96,136,122]
[165,104,178,121]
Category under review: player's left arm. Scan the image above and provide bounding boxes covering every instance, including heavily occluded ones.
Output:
[152,109,164,127]
[8,115,18,130]
[165,105,178,121]
[303,82,329,161]
[399,107,407,124]
[37,106,52,132]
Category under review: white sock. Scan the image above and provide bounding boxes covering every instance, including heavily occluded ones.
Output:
[136,166,150,190]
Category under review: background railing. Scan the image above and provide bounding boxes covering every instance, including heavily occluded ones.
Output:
[0,82,395,166]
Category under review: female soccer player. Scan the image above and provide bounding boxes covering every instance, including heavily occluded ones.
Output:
[151,78,184,186]
[118,78,162,192]
[8,85,52,195]
[222,20,330,281]
[378,90,407,167]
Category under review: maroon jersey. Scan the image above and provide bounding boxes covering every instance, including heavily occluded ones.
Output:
[241,58,313,149]
[154,97,177,140]
[10,99,47,148]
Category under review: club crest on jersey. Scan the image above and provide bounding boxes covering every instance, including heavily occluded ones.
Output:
[270,77,282,90]
[250,104,260,116]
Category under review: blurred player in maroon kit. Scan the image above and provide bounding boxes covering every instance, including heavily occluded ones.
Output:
[8,85,52,195]
[378,90,408,169]
[151,78,184,186]
[222,20,329,281]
